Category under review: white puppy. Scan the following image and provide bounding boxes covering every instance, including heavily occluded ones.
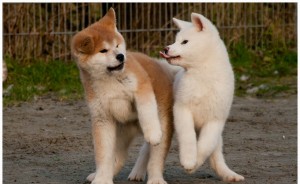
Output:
[160,13,244,182]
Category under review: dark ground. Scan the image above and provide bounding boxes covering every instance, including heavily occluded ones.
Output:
[3,95,297,184]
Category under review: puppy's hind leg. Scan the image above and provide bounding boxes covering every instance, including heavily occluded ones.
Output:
[195,121,225,169]
[209,136,244,182]
[128,142,150,181]
[114,125,139,176]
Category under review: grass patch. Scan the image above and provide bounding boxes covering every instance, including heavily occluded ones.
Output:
[3,58,84,105]
[230,43,297,97]
[3,44,297,105]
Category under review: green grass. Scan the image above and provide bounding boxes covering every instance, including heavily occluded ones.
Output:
[230,43,297,97]
[3,44,297,105]
[3,58,84,105]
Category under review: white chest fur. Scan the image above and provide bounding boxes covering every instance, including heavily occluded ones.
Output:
[174,64,234,127]
[88,75,138,123]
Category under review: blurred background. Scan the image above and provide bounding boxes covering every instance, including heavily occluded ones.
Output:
[2,3,297,104]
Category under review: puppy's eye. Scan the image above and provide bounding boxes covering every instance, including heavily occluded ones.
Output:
[100,49,108,53]
[181,40,188,45]
[116,44,119,48]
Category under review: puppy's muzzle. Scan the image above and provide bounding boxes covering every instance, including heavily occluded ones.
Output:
[116,54,125,63]
[163,47,170,55]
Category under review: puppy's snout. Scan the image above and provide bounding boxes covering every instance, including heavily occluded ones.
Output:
[116,54,125,63]
[164,47,170,54]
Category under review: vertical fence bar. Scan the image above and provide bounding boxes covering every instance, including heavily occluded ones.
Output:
[70,3,73,61]
[17,4,20,59]
[46,3,49,60]
[32,3,35,59]
[76,3,79,31]
[88,3,91,26]
[164,3,168,47]
[205,3,208,18]
[81,3,84,30]
[51,4,54,59]
[153,3,156,50]
[146,3,150,53]
[124,3,127,32]
[141,4,144,52]
[7,4,11,56]
[58,4,61,60]
[228,3,232,48]
[63,3,67,61]
[260,3,264,47]
[26,4,29,59]
[243,4,247,47]
[16,4,24,58]
[272,3,276,48]
[254,3,257,51]
[135,3,138,51]
[39,3,42,58]
[282,3,286,48]
[249,3,252,50]
[129,3,132,49]
[159,3,162,48]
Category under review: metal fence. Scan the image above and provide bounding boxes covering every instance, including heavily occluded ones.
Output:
[3,3,297,62]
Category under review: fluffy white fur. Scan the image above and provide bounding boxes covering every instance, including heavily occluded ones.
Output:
[162,13,244,182]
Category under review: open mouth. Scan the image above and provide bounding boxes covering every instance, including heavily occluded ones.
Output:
[107,62,124,72]
[159,51,181,61]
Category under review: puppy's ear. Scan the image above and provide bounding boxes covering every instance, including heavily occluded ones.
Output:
[172,18,191,29]
[72,33,94,55]
[191,13,212,32]
[99,7,116,30]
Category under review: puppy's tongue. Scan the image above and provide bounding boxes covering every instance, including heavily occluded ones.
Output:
[159,51,171,59]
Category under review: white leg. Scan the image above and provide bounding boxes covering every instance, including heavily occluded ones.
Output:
[90,120,116,184]
[174,104,197,172]
[135,90,162,146]
[196,121,224,169]
[128,142,150,181]
[210,136,245,182]
[146,145,168,184]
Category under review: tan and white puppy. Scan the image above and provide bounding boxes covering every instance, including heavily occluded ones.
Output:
[160,13,244,182]
[71,8,173,184]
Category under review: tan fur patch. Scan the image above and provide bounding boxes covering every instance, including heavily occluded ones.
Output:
[71,8,122,60]
[126,51,174,131]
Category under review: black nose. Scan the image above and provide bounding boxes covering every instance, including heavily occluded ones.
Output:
[116,54,124,63]
[164,47,170,54]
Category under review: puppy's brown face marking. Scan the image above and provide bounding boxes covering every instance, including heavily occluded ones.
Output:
[71,8,126,76]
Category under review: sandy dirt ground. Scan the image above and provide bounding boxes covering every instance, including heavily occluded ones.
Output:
[3,95,297,184]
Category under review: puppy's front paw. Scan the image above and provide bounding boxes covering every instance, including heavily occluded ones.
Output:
[223,173,245,182]
[144,129,162,146]
[181,158,197,174]
[147,177,167,184]
[180,152,197,174]
[86,172,95,182]
[128,169,146,182]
